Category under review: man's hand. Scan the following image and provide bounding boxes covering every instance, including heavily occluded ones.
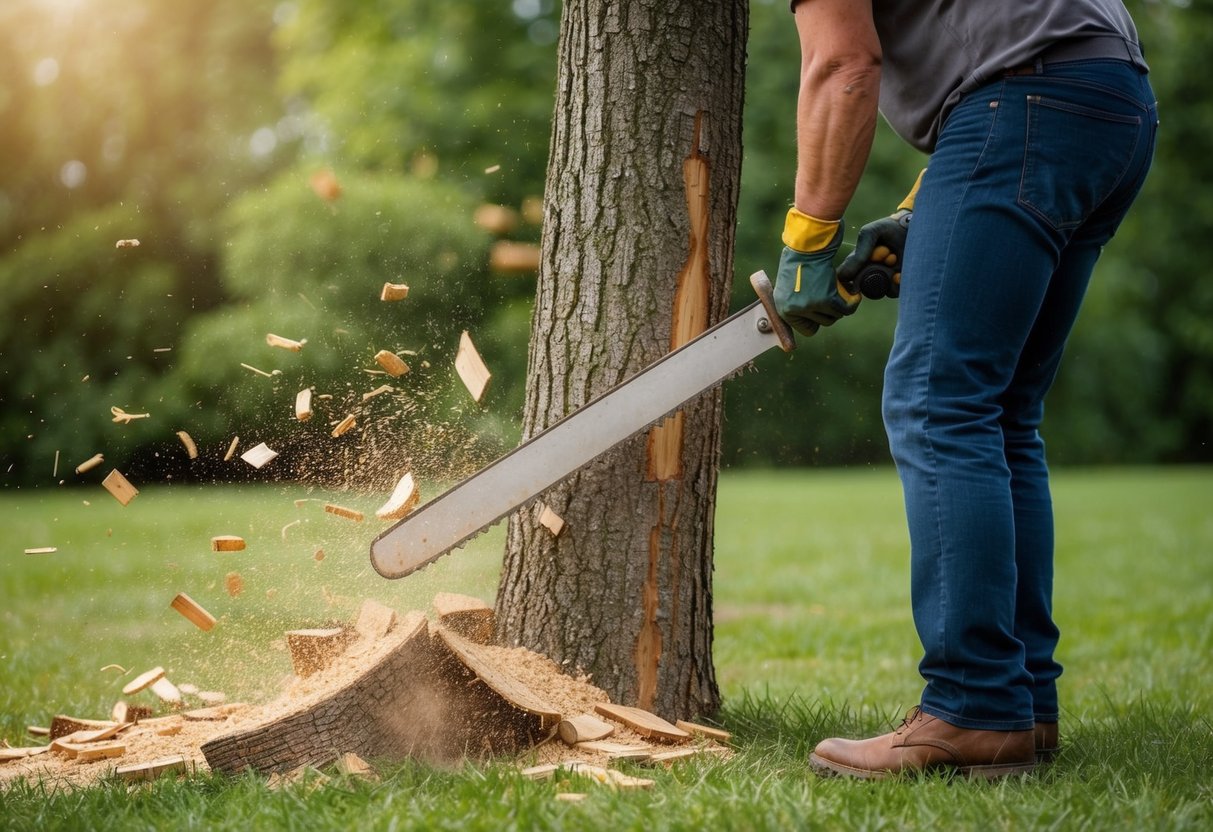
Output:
[774,207,861,336]
[836,209,910,299]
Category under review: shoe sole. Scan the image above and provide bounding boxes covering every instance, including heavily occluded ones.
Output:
[809,753,1036,781]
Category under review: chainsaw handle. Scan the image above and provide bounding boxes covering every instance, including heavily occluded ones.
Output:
[750,271,796,353]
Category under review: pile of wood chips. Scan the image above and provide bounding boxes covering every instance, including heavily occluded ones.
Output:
[1,593,729,793]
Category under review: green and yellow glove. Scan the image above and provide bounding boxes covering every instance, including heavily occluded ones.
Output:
[836,168,925,299]
[773,208,861,336]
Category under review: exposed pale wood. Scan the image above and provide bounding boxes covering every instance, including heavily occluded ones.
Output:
[49,716,118,740]
[224,572,244,597]
[473,203,521,235]
[435,628,559,727]
[324,503,364,522]
[331,414,357,437]
[557,713,615,746]
[573,740,652,761]
[266,333,305,352]
[335,752,377,780]
[593,703,690,742]
[155,722,183,736]
[211,535,246,552]
[0,746,51,761]
[27,726,49,738]
[24,547,57,555]
[454,331,491,402]
[375,473,420,521]
[123,667,166,696]
[604,769,656,789]
[73,742,127,762]
[374,350,410,377]
[151,676,183,705]
[75,453,104,474]
[60,723,125,745]
[115,755,189,781]
[380,282,410,302]
[170,593,217,632]
[240,442,278,469]
[285,628,351,677]
[176,430,198,459]
[295,388,313,421]
[432,593,494,644]
[538,505,565,537]
[645,746,730,766]
[223,436,239,461]
[354,599,397,641]
[101,469,139,506]
[674,720,731,742]
[179,683,199,695]
[489,241,541,273]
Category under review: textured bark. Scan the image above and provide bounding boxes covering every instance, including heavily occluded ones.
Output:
[496,0,747,720]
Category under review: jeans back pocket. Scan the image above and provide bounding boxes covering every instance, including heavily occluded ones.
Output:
[1018,95,1141,231]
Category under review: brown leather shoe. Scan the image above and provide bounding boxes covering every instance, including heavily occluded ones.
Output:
[810,707,1037,780]
[1035,721,1059,762]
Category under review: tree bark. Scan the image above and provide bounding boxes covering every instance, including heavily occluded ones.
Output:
[496,0,747,719]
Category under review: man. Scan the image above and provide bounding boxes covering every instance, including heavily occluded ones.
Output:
[773,0,1157,779]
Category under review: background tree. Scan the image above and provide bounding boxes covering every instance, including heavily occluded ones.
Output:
[495,0,748,719]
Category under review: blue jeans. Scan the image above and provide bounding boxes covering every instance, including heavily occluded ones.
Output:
[883,59,1157,731]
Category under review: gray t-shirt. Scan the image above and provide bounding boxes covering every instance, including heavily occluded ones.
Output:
[793,1,1147,153]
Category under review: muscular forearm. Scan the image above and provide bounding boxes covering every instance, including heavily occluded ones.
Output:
[792,0,882,220]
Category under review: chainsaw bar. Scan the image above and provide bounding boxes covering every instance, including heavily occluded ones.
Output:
[370,271,795,580]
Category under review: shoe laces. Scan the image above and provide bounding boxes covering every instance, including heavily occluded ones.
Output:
[894,706,923,735]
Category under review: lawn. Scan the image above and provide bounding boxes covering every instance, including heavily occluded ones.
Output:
[1,467,1211,830]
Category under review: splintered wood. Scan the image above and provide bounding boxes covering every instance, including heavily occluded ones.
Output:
[324,503,363,522]
[331,414,356,438]
[266,333,305,352]
[432,593,494,644]
[101,469,139,506]
[211,535,245,552]
[170,593,216,632]
[354,599,397,641]
[454,330,491,402]
[123,667,166,696]
[594,703,691,742]
[380,282,409,302]
[538,505,565,537]
[375,472,419,520]
[374,349,409,377]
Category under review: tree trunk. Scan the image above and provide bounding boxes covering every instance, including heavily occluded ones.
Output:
[496,0,747,719]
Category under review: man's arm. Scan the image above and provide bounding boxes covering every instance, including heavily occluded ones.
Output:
[792,0,882,220]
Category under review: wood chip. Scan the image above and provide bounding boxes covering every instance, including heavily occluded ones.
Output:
[197,691,227,706]
[240,442,278,469]
[432,592,494,644]
[335,752,377,780]
[362,384,393,401]
[354,599,397,641]
[155,721,183,736]
[115,239,140,248]
[380,282,409,302]
[224,572,244,597]
[73,742,127,762]
[645,746,730,766]
[375,472,420,521]
[115,755,188,781]
[75,453,104,474]
[539,505,565,537]
[281,519,300,540]
[573,741,652,761]
[183,703,247,721]
[111,701,153,724]
[179,683,199,696]
[101,469,139,506]
[240,362,275,378]
[295,388,313,421]
[593,703,690,742]
[122,667,166,696]
[473,204,520,235]
[211,535,246,552]
[0,746,50,761]
[27,726,49,738]
[558,713,616,746]
[150,676,183,705]
[555,792,587,803]
[223,436,239,462]
[454,330,491,402]
[266,333,305,352]
[170,592,217,632]
[50,716,119,740]
[489,241,541,273]
[176,430,198,459]
[331,414,356,438]
[374,350,410,377]
[324,503,363,522]
[24,547,57,555]
[521,195,544,225]
[674,720,731,742]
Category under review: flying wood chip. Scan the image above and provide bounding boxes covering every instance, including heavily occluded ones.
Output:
[75,453,104,474]
[380,282,409,302]
[240,442,278,469]
[374,350,409,377]
[266,333,306,352]
[295,388,313,421]
[324,503,364,522]
[211,535,245,552]
[454,330,491,402]
[176,430,198,459]
[375,473,419,521]
[123,667,166,696]
[170,592,216,632]
[101,469,139,506]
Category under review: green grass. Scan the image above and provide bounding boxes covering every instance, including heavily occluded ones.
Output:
[2,468,1212,830]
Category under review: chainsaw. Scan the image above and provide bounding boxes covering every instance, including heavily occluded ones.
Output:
[370,266,893,579]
